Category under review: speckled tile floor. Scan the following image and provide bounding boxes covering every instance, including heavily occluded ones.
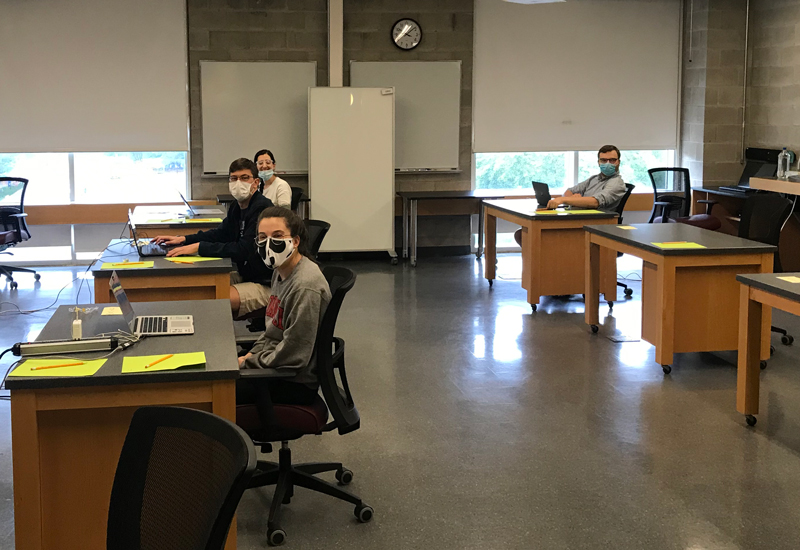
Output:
[2,255,800,549]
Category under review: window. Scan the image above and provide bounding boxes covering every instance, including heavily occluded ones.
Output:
[0,152,188,205]
[476,150,675,192]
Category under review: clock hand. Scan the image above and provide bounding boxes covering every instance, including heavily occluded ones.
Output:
[395,23,412,41]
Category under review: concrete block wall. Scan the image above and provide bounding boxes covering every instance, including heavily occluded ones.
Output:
[343,0,474,194]
[747,0,800,161]
[187,0,329,200]
[680,0,709,186]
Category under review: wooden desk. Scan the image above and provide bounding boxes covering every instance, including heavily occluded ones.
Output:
[484,200,618,310]
[7,300,240,550]
[749,175,800,194]
[692,186,800,271]
[397,189,538,267]
[736,273,800,426]
[131,205,226,238]
[585,224,775,373]
[91,240,232,303]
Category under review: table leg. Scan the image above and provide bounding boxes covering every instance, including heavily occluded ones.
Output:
[11,391,43,550]
[737,284,762,422]
[584,233,600,329]
[477,203,485,259]
[525,222,540,309]
[484,210,496,283]
[402,197,409,259]
[410,199,418,268]
[759,253,773,361]
[655,260,676,370]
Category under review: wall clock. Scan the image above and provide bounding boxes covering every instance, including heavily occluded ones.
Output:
[391,18,422,50]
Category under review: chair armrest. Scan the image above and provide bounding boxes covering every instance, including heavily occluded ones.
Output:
[653,201,673,223]
[239,368,295,379]
[697,199,718,215]
[9,212,26,218]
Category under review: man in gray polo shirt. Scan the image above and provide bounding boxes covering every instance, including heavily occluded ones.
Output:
[547,145,627,211]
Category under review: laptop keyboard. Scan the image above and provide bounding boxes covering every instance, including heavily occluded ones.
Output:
[137,316,169,334]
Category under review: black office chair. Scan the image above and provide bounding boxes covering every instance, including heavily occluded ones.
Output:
[236,266,373,546]
[738,193,795,361]
[304,219,331,260]
[290,187,304,212]
[0,177,40,289]
[648,168,721,230]
[615,183,636,298]
[107,406,258,550]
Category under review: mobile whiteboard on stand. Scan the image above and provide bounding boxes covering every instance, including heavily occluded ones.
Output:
[308,87,396,262]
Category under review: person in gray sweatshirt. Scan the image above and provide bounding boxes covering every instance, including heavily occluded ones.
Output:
[236,206,332,425]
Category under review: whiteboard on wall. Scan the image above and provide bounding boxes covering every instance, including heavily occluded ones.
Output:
[309,87,395,254]
[350,61,460,171]
[200,61,316,174]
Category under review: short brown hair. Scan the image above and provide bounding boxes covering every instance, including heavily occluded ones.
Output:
[598,145,621,159]
[228,158,258,179]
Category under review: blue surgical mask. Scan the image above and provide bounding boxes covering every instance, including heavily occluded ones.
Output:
[599,163,617,177]
[259,169,274,182]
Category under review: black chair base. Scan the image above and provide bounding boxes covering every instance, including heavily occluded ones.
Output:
[249,442,372,546]
[616,281,633,297]
[1,265,39,289]
[772,325,794,346]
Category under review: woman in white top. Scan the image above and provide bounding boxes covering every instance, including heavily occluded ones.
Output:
[254,149,292,208]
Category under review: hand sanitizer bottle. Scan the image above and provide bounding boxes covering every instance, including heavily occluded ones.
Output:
[777,148,789,179]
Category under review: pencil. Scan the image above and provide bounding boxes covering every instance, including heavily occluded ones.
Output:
[145,354,174,369]
[111,262,147,266]
[30,362,85,371]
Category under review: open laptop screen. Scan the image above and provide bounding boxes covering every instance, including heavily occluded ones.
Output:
[109,271,136,331]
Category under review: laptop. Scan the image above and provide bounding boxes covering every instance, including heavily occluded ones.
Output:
[532,181,553,209]
[128,211,171,257]
[719,147,780,194]
[178,191,224,218]
[109,271,194,336]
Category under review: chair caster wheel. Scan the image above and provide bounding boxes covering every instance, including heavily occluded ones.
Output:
[10,281,18,290]
[4,276,11,283]
[782,335,794,346]
[662,365,672,374]
[531,304,537,312]
[770,345,776,356]
[410,261,417,267]
[267,528,287,546]
[355,504,374,523]
[336,467,353,485]
[745,415,757,427]
[624,288,633,297]
[607,301,614,309]
[488,279,493,288]
[391,257,398,266]
[760,360,768,370]
[34,273,41,281]
[590,325,599,334]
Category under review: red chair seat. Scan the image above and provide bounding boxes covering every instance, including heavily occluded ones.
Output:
[236,394,329,441]
[0,230,14,245]
[677,214,721,231]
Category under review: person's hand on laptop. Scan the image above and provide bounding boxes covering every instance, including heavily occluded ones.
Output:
[166,243,200,257]
[153,235,186,246]
[546,197,564,209]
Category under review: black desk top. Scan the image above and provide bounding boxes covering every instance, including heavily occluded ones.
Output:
[90,239,233,276]
[737,273,800,303]
[585,223,776,256]
[484,199,617,221]
[397,189,537,200]
[693,186,754,198]
[6,300,239,390]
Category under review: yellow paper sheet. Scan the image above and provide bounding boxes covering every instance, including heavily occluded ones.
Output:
[778,276,800,283]
[651,242,706,249]
[185,218,223,223]
[102,306,123,315]
[618,226,637,230]
[9,359,107,378]
[100,261,155,270]
[164,256,223,264]
[121,352,207,373]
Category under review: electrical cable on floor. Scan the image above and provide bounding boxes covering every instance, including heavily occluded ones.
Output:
[0,276,80,316]
[618,272,642,281]
[74,222,130,305]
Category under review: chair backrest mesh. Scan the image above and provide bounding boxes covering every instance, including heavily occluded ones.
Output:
[107,407,256,550]
[648,168,691,219]
[305,219,331,259]
[290,186,304,211]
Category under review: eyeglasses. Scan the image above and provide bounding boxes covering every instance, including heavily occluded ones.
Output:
[598,158,619,164]
[255,234,290,246]
[229,175,254,182]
